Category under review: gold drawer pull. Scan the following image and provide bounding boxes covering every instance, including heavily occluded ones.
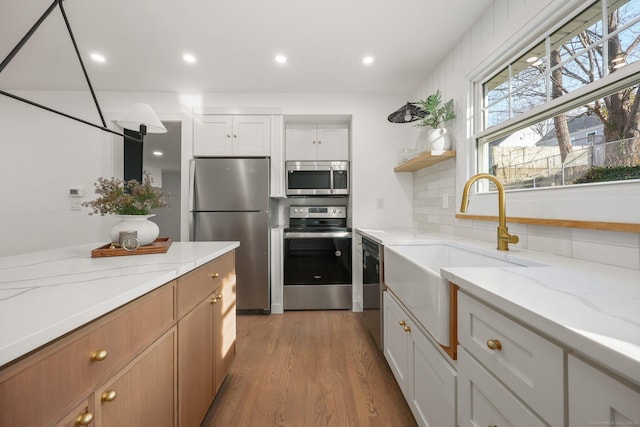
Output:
[487,339,502,351]
[74,412,93,426]
[403,325,411,332]
[90,349,108,362]
[101,390,117,402]
[399,320,406,326]
[210,273,220,279]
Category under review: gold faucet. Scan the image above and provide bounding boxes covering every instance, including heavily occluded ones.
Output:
[460,173,519,251]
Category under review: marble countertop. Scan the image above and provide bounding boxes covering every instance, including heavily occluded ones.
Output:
[0,241,239,368]
[357,227,640,386]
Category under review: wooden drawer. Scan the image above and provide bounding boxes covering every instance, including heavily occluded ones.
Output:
[458,292,564,427]
[53,398,94,427]
[457,347,547,427]
[568,355,640,426]
[0,283,175,427]
[177,251,235,319]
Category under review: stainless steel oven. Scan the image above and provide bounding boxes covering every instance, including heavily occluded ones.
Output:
[362,236,384,350]
[283,206,352,310]
[285,161,349,196]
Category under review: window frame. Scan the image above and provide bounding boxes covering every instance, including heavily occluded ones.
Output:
[464,0,640,225]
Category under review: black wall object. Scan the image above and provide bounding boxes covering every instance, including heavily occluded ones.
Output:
[387,102,426,123]
[124,129,143,182]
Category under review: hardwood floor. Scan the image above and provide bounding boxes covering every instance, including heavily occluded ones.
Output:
[202,311,417,427]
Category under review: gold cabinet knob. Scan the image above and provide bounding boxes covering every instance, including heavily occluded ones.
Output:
[403,325,411,332]
[101,390,117,402]
[90,349,108,362]
[226,134,231,138]
[318,140,322,144]
[399,320,406,326]
[74,412,93,426]
[233,134,238,138]
[210,273,220,279]
[210,297,218,304]
[487,339,502,351]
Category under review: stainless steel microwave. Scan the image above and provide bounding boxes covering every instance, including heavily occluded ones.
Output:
[285,161,349,196]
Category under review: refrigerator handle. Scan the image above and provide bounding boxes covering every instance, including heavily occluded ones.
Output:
[188,159,196,212]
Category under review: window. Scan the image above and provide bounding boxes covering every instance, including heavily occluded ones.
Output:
[478,0,640,191]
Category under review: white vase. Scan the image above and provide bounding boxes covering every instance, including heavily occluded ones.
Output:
[419,128,451,152]
[109,215,160,246]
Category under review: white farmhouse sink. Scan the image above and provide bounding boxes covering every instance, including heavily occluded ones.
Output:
[384,244,535,347]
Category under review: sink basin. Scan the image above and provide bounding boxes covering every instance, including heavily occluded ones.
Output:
[384,244,534,347]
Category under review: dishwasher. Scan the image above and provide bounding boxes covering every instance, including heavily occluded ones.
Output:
[361,236,385,351]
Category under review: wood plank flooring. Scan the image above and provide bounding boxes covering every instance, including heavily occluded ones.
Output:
[202,311,417,427]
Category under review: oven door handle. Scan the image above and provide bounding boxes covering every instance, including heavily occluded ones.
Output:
[284,231,352,239]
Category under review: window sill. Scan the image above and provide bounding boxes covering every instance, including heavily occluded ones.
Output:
[455,214,640,233]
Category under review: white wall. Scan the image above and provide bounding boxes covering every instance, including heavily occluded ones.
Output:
[408,0,640,270]
[0,91,413,256]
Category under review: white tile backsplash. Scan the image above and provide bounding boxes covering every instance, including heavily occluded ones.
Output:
[527,235,573,257]
[572,240,640,270]
[572,228,640,247]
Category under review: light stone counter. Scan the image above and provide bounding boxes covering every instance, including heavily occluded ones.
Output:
[356,227,640,386]
[0,241,239,367]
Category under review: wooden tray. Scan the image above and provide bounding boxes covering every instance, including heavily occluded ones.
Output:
[91,237,172,258]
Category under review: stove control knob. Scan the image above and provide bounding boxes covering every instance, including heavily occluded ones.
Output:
[333,208,336,213]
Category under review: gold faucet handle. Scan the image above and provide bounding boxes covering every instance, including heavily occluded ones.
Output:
[497,227,519,250]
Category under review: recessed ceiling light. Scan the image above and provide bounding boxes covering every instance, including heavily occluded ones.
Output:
[90,52,106,63]
[183,53,197,64]
[152,151,163,156]
[275,55,287,64]
[362,56,374,65]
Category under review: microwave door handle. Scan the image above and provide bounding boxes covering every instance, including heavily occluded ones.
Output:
[330,166,334,194]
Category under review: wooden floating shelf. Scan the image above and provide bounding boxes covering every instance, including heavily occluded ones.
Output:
[394,150,456,172]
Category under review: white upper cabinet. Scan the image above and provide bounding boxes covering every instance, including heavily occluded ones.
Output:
[285,124,349,161]
[194,115,271,157]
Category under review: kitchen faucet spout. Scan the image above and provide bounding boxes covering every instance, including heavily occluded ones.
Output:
[460,173,519,251]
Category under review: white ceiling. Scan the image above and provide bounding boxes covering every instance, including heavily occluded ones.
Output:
[0,0,493,94]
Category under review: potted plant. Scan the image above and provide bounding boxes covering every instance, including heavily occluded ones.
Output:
[83,171,169,245]
[414,90,456,152]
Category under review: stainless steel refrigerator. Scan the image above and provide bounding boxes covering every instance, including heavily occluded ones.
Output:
[190,158,270,313]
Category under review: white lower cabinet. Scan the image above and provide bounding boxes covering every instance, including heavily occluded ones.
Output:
[458,347,547,427]
[568,355,640,427]
[457,291,564,427]
[383,291,456,427]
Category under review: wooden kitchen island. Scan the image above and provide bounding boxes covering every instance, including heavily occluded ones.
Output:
[0,241,239,427]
